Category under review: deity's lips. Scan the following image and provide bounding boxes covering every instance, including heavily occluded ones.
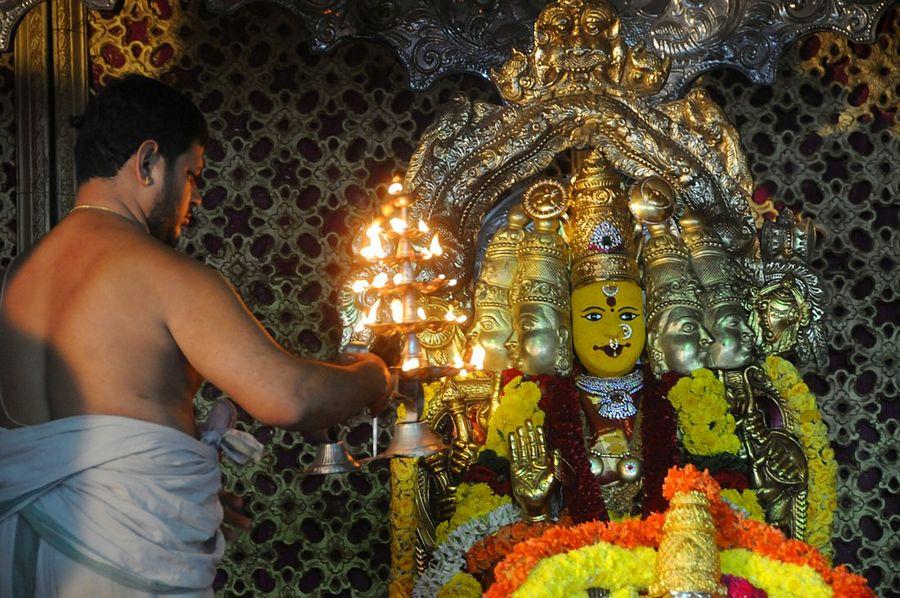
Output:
[593,343,631,358]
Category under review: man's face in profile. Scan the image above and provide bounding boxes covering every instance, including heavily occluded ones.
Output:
[148,143,205,247]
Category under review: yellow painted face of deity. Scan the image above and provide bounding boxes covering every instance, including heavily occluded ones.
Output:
[572,281,646,377]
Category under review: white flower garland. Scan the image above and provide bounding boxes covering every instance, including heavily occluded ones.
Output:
[412,502,521,597]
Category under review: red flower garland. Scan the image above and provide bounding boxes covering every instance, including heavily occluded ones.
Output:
[465,518,570,578]
[640,369,681,516]
[534,373,608,522]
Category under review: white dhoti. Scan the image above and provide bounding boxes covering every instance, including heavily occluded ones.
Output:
[0,415,236,597]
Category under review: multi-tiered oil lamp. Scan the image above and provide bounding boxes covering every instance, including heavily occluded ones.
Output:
[351,179,473,458]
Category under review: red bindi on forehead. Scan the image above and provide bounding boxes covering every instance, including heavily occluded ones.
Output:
[606,296,616,307]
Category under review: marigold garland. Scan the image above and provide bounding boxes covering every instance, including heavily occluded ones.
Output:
[721,488,765,522]
[436,572,481,598]
[415,502,521,597]
[388,457,418,597]
[721,549,831,597]
[482,375,545,459]
[667,368,742,455]
[511,541,657,597]
[509,544,833,598]
[764,355,837,557]
[465,518,569,577]
[435,482,511,544]
[487,465,872,597]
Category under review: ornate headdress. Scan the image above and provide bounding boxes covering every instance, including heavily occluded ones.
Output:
[569,151,639,289]
[512,180,570,313]
[629,177,704,325]
[475,205,528,309]
[678,209,749,311]
[511,179,572,375]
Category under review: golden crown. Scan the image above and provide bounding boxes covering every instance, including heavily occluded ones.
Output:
[569,151,639,289]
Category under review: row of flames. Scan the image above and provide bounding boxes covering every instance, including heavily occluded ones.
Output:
[351,180,486,374]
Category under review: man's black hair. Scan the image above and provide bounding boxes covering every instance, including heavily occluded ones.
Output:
[73,74,208,185]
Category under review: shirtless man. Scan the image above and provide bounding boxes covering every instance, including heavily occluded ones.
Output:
[0,74,391,596]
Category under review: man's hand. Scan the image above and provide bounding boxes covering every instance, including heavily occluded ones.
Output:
[343,351,393,416]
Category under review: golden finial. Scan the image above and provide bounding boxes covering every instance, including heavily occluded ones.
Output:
[649,491,726,597]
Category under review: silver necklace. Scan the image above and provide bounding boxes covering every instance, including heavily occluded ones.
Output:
[576,369,643,419]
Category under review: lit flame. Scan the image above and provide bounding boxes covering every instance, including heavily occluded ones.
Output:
[390,299,404,323]
[456,313,468,323]
[417,307,427,320]
[401,356,420,372]
[453,356,468,378]
[470,345,486,370]
[448,278,458,287]
[389,217,408,233]
[351,279,369,293]
[444,305,457,322]
[388,182,404,195]
[365,300,381,325]
[393,273,404,285]
[417,219,429,233]
[362,222,385,260]
[429,234,443,256]
[372,272,388,288]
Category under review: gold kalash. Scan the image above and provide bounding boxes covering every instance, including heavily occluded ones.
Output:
[341,0,827,590]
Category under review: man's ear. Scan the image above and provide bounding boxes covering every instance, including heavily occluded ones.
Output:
[135,140,161,185]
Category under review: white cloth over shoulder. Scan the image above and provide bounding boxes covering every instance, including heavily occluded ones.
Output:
[0,415,230,596]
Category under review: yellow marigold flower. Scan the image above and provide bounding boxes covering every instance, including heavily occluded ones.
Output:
[721,549,831,597]
[436,483,511,543]
[438,573,481,598]
[721,489,766,522]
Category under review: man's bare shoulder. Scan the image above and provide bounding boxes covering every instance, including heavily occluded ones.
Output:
[123,234,230,299]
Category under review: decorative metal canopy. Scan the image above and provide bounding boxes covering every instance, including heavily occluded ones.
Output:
[1,0,892,100]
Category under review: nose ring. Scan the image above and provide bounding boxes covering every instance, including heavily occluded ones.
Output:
[609,338,620,350]
[620,324,632,340]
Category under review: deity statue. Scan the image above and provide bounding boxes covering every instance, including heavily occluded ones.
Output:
[348,1,838,587]
[749,209,827,368]
[493,0,670,104]
[510,179,572,376]
[678,209,755,371]
[467,205,528,371]
[568,152,647,514]
[629,177,713,376]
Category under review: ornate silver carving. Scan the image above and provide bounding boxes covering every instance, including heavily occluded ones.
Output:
[613,0,894,98]
[200,0,544,91]
[199,0,888,97]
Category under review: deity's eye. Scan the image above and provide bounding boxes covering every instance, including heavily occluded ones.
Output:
[479,318,496,331]
[681,321,697,333]
[552,16,572,35]
[582,312,603,322]
[519,315,538,331]
[620,311,638,321]
[582,14,602,35]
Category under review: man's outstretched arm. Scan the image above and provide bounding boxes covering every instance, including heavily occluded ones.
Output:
[161,256,390,432]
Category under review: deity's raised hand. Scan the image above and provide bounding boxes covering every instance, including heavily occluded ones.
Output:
[508,419,560,523]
